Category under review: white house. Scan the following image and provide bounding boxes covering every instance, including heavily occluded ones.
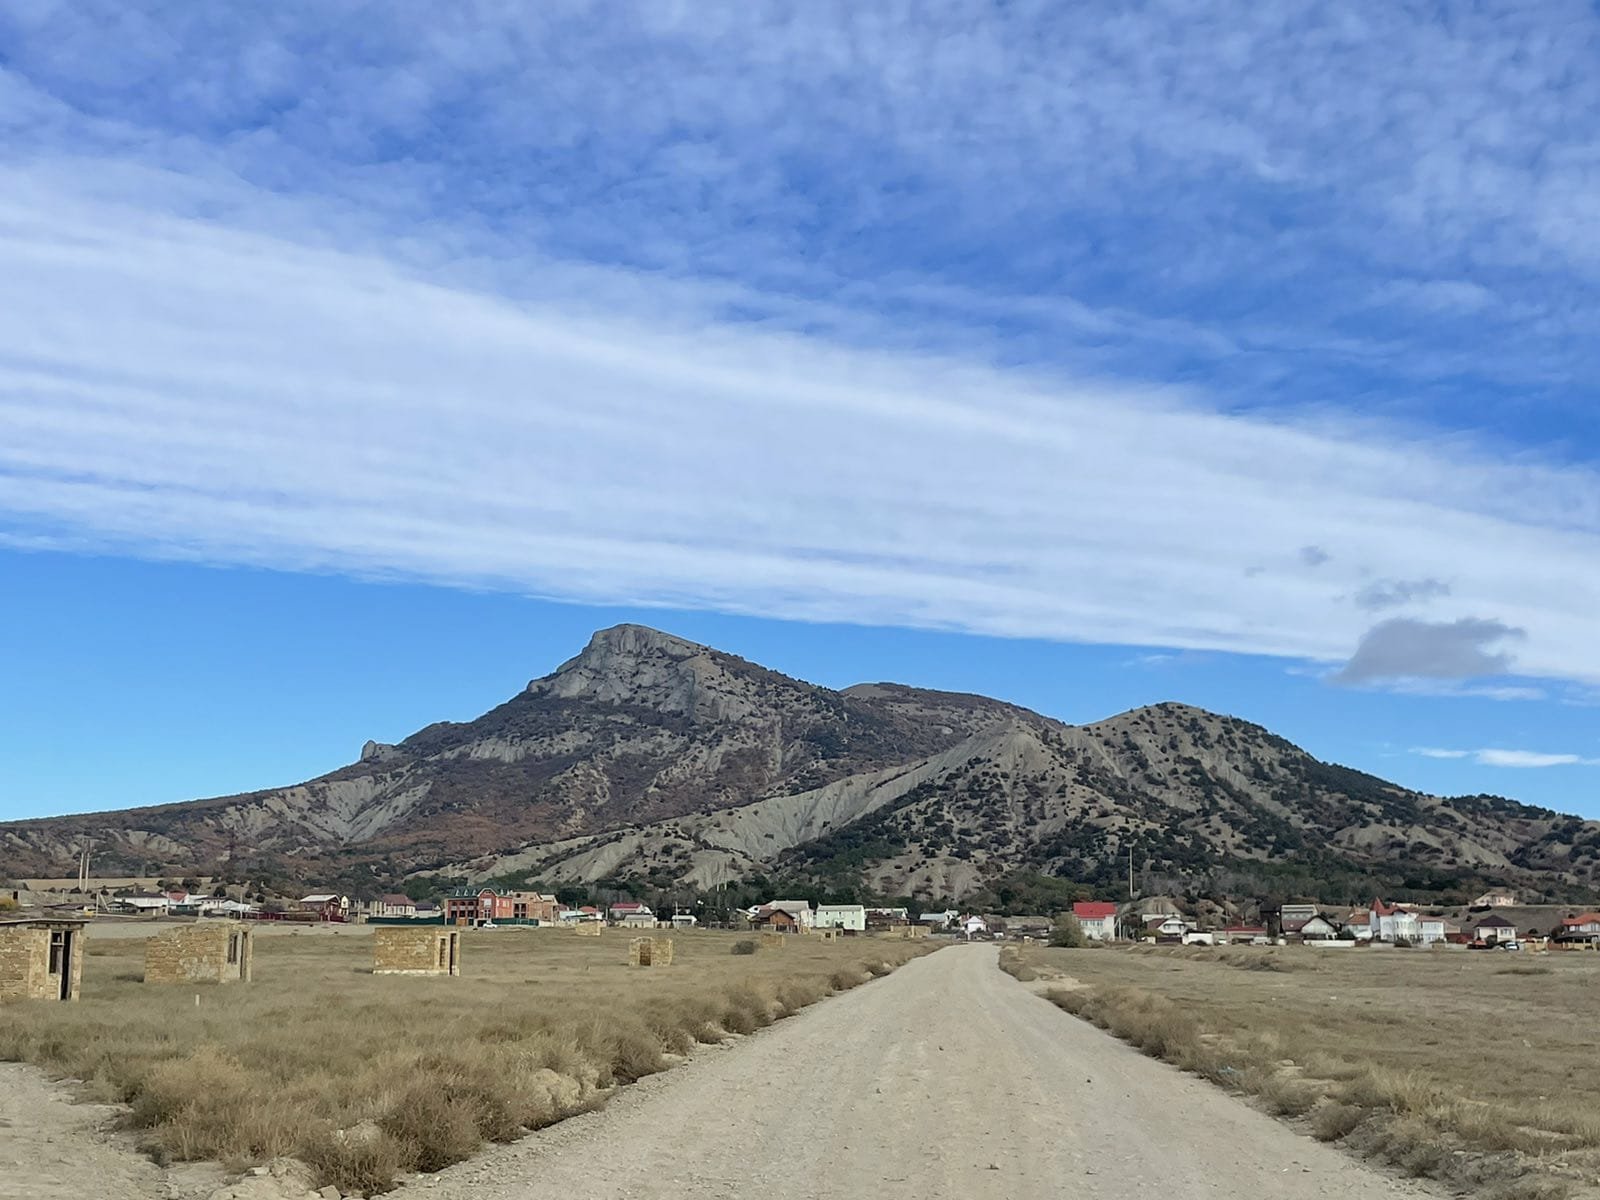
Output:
[963,915,988,936]
[813,904,867,932]
[1416,917,1454,945]
[919,909,959,928]
[1474,915,1518,944]
[1472,890,1518,908]
[670,913,698,928]
[1298,914,1341,940]
[1071,901,1118,941]
[1368,899,1421,943]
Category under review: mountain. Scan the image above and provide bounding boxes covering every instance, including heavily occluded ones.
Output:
[3,624,1597,903]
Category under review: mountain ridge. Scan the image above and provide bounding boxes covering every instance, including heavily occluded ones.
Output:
[2,624,1595,904]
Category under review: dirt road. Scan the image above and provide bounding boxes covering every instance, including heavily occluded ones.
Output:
[412,944,1433,1200]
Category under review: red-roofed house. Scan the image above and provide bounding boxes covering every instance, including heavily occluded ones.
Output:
[1368,899,1420,943]
[1071,901,1118,941]
[1560,913,1600,939]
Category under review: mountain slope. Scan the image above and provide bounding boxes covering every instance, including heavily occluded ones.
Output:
[0,625,1026,880]
[2,625,1596,903]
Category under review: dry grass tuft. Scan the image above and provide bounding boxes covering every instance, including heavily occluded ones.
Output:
[0,927,929,1192]
[1024,944,1600,1197]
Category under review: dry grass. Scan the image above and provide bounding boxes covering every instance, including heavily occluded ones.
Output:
[1022,944,1600,1197]
[0,926,929,1193]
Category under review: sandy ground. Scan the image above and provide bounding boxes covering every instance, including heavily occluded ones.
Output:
[404,944,1437,1200]
[0,1064,226,1200]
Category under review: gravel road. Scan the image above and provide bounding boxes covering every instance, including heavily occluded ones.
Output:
[409,944,1435,1200]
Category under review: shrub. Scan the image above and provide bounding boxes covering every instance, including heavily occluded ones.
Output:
[730,940,757,955]
[1049,914,1086,948]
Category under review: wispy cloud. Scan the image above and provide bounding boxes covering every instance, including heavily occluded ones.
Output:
[1413,747,1600,769]
[3,8,1600,687]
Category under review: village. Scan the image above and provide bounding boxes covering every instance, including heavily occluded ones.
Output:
[7,874,1600,1006]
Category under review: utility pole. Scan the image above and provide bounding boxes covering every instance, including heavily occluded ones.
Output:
[1127,844,1134,900]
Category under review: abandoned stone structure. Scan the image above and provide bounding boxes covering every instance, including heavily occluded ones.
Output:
[372,926,461,975]
[628,936,674,967]
[573,921,602,937]
[759,932,786,949]
[145,922,253,984]
[810,928,839,941]
[0,919,86,1002]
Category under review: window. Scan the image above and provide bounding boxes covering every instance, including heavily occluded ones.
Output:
[48,931,67,975]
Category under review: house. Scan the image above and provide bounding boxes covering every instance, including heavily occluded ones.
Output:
[444,888,509,926]
[507,892,559,923]
[375,894,417,918]
[963,915,988,937]
[1368,899,1420,943]
[1297,914,1341,940]
[865,907,909,930]
[1277,904,1321,935]
[814,904,867,932]
[670,913,698,928]
[1474,914,1518,944]
[1472,890,1518,908]
[297,894,349,921]
[607,901,656,927]
[1071,901,1119,941]
[1417,917,1457,945]
[145,922,253,985]
[413,900,441,920]
[0,918,87,1002]
[114,892,171,915]
[1558,913,1600,940]
[1343,909,1375,940]
[919,909,959,928]
[753,901,813,932]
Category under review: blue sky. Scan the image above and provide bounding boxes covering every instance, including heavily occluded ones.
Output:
[3,3,1599,821]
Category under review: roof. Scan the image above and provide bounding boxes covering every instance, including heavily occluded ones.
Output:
[815,904,866,912]
[1475,914,1517,928]
[301,894,341,904]
[379,894,413,905]
[1370,898,1407,917]
[1073,901,1118,920]
[609,901,648,911]
[1561,913,1600,926]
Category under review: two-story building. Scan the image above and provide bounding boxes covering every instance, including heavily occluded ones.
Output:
[1071,901,1118,941]
[814,904,867,932]
[1368,899,1420,943]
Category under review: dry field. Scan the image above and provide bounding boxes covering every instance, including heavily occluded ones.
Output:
[0,926,930,1194]
[1003,942,1600,1198]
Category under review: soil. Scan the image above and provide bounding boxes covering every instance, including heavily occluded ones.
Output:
[401,944,1441,1199]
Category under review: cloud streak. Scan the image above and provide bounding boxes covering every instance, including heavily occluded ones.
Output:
[1,177,1599,683]
[1414,747,1600,769]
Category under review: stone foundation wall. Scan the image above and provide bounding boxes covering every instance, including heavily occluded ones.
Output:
[145,923,252,984]
[373,927,460,975]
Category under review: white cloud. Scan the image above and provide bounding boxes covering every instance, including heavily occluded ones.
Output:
[1413,747,1600,768]
[2,171,1600,684]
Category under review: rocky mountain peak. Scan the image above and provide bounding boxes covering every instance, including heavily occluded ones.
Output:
[526,624,762,722]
